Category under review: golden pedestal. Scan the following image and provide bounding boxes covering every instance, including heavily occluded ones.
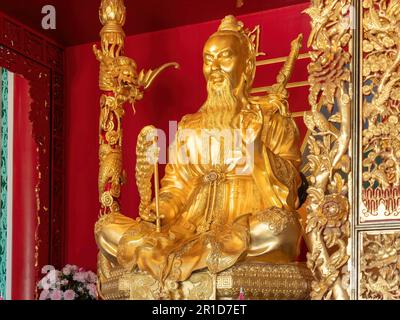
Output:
[99,262,313,300]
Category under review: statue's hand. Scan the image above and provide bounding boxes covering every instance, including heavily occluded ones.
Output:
[239,105,264,159]
[143,201,172,223]
[239,105,263,144]
[139,207,157,222]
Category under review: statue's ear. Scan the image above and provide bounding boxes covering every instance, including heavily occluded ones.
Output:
[245,58,255,86]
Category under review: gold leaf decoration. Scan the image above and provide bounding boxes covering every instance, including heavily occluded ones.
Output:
[303,0,352,300]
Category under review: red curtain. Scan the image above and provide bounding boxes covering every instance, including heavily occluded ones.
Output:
[11,74,38,299]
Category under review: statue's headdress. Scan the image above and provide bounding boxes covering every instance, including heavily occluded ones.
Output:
[215,15,264,86]
[217,16,263,60]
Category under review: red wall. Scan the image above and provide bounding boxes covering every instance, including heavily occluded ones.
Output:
[65,3,311,270]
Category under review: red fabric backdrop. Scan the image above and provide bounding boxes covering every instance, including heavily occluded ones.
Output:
[65,3,311,270]
[12,74,38,299]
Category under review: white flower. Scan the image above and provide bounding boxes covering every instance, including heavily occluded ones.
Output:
[39,277,51,291]
[41,265,55,274]
[47,269,61,285]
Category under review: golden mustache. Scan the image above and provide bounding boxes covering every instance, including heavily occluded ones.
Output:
[209,71,229,83]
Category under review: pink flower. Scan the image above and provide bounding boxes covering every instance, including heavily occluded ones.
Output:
[62,264,79,274]
[87,271,97,283]
[69,265,79,273]
[63,290,76,300]
[60,279,69,286]
[62,265,71,276]
[238,288,245,300]
[49,290,63,300]
[39,289,50,300]
[73,272,87,283]
[86,283,97,298]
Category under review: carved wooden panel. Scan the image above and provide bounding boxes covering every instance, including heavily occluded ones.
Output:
[359,230,400,300]
[360,0,400,223]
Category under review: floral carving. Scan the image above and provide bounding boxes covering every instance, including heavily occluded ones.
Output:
[303,0,352,300]
[361,0,400,218]
[360,232,400,300]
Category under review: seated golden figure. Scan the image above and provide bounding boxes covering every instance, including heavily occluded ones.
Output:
[95,15,309,298]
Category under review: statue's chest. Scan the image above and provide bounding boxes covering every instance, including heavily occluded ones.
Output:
[181,128,244,169]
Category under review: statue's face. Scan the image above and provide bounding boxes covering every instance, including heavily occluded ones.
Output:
[203,33,246,92]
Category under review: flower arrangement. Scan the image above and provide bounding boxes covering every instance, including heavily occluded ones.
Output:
[37,264,98,300]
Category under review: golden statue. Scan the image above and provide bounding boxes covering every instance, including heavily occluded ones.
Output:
[95,12,313,299]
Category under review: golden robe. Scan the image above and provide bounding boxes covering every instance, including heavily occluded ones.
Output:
[96,104,302,283]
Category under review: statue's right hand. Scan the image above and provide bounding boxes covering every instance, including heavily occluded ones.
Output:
[139,207,157,222]
[141,202,167,223]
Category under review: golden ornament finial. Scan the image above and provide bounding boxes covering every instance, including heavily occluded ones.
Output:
[99,0,126,26]
[98,0,126,57]
[218,15,244,32]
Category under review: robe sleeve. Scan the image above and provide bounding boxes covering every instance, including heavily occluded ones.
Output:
[252,110,302,210]
[157,125,196,222]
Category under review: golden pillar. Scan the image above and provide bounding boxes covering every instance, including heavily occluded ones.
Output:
[93,0,178,294]
[94,0,178,217]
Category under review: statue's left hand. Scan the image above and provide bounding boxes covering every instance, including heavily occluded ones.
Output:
[239,104,264,154]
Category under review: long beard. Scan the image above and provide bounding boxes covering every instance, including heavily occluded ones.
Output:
[199,77,239,129]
